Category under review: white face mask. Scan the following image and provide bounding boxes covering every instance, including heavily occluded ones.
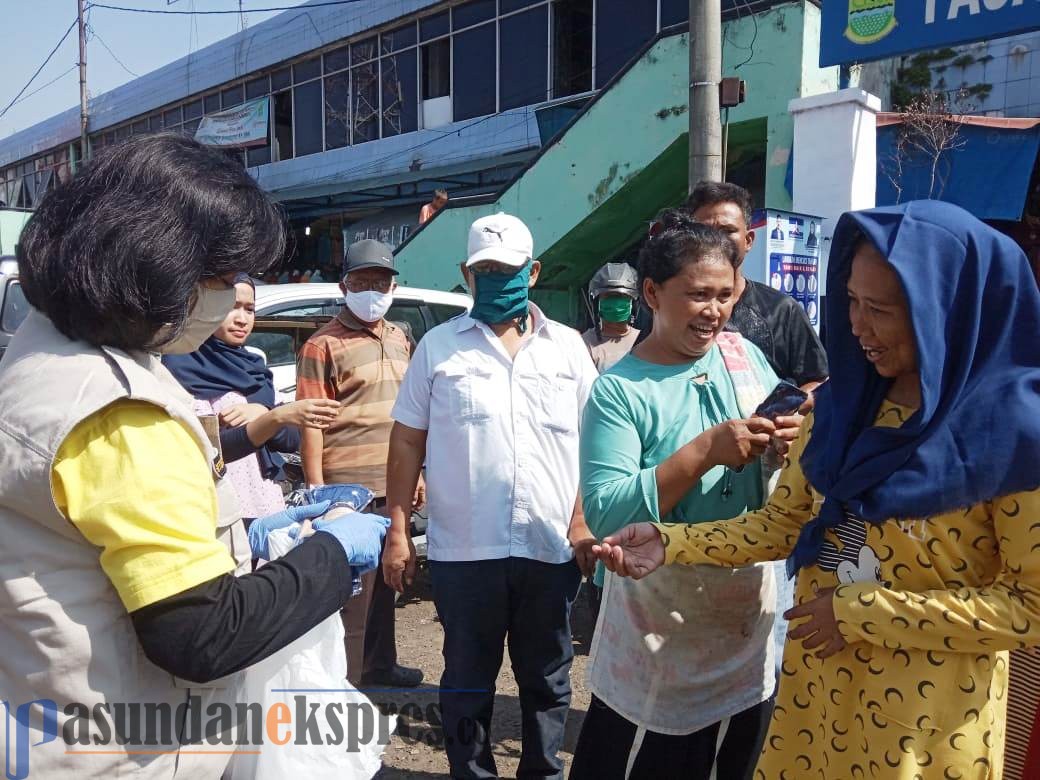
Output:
[158,284,237,355]
[345,289,394,323]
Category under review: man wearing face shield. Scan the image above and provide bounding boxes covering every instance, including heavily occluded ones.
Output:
[383,213,599,778]
[0,134,389,778]
[582,262,641,374]
[296,239,425,689]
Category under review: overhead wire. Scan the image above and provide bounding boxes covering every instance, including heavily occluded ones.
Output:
[4,67,79,111]
[0,18,79,120]
[88,25,140,78]
[88,0,370,14]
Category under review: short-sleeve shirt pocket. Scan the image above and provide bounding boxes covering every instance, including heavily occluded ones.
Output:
[446,367,496,424]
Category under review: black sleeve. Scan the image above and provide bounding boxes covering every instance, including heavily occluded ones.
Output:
[266,424,300,454]
[219,425,256,464]
[130,531,353,683]
[781,300,829,386]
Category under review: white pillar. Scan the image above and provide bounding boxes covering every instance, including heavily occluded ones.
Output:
[788,88,881,293]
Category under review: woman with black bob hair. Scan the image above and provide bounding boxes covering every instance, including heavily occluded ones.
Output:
[571,209,803,778]
[0,134,389,779]
[19,132,282,350]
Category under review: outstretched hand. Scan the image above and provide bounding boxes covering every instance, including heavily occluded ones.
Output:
[591,523,666,580]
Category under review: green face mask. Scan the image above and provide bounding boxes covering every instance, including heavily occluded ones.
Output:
[470,263,531,331]
[598,296,633,323]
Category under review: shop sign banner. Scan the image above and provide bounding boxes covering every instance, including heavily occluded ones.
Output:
[194,97,270,148]
[820,0,1040,67]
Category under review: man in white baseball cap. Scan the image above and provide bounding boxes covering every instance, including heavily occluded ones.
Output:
[383,212,599,778]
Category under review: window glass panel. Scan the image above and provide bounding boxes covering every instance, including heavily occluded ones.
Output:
[552,0,593,97]
[221,84,245,108]
[422,39,451,100]
[381,48,418,138]
[163,107,182,126]
[325,71,351,149]
[386,303,426,345]
[420,11,449,41]
[247,145,272,167]
[453,0,495,30]
[453,24,496,120]
[324,45,350,73]
[183,99,203,120]
[500,6,547,110]
[660,0,688,27]
[501,0,541,12]
[202,94,219,114]
[245,76,269,100]
[427,302,468,326]
[594,0,656,88]
[381,22,417,54]
[149,115,162,131]
[183,117,202,137]
[244,330,296,366]
[262,303,330,317]
[352,37,377,65]
[271,68,292,91]
[293,57,321,83]
[274,91,294,160]
[2,282,30,334]
[222,148,246,167]
[132,119,149,135]
[352,62,379,143]
[293,80,323,157]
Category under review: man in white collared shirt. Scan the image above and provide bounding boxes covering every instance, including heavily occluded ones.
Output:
[384,213,598,779]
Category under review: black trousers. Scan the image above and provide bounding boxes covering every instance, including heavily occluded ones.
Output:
[341,503,397,684]
[430,557,583,779]
[569,695,773,780]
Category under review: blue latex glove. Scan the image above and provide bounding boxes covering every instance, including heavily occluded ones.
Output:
[247,501,331,560]
[313,511,391,575]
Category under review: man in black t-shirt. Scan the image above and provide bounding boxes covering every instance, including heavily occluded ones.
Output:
[685,181,828,391]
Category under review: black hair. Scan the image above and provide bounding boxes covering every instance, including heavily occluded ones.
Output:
[638,209,738,291]
[17,133,286,350]
[683,180,753,227]
[434,188,448,199]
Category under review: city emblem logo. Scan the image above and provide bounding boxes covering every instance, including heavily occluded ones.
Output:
[845,0,896,45]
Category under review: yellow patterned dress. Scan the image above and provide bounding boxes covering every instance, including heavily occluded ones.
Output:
[657,402,1040,779]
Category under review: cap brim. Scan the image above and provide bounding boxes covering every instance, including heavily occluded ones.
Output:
[465,247,531,268]
[595,287,639,298]
[343,261,400,275]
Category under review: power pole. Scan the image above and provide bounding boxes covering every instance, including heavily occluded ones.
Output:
[77,0,89,167]
[689,0,723,190]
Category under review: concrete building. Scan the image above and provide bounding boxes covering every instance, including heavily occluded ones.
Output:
[0,0,843,318]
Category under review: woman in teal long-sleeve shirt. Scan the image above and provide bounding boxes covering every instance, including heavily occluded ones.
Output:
[571,212,799,780]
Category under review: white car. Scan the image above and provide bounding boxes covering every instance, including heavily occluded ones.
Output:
[249,282,471,402]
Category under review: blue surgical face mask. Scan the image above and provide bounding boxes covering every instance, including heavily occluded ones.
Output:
[470,263,531,331]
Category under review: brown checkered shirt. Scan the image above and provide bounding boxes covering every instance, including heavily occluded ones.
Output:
[295,309,410,496]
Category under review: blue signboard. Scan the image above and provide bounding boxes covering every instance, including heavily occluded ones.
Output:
[821,0,1040,67]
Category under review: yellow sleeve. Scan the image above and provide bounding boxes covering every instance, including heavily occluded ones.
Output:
[52,400,236,612]
[833,489,1040,652]
[657,416,816,568]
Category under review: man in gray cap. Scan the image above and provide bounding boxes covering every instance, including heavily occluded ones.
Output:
[582,262,641,373]
[296,238,424,688]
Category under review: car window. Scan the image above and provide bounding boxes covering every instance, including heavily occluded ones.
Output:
[246,330,297,367]
[1,281,30,333]
[387,303,426,347]
[427,302,468,326]
[260,300,337,318]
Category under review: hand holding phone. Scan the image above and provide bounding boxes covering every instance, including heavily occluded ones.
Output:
[755,381,809,422]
